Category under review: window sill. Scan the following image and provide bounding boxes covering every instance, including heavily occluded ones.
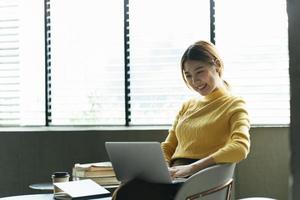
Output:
[0,125,170,132]
[0,124,289,133]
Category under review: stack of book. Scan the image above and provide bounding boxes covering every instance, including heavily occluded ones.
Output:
[72,161,120,187]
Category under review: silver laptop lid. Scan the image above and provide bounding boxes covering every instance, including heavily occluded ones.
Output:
[105,141,173,184]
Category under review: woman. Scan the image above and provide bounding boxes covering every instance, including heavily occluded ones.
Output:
[113,40,250,200]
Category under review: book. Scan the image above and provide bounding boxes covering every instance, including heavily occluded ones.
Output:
[72,167,116,178]
[53,179,111,200]
[78,176,120,186]
[72,161,120,187]
[74,162,113,172]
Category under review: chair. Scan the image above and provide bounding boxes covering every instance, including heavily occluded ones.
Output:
[174,163,236,200]
[238,198,277,200]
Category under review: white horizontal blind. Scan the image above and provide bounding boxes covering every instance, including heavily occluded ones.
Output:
[50,0,125,125]
[0,0,44,126]
[0,0,19,125]
[129,0,210,125]
[215,0,289,125]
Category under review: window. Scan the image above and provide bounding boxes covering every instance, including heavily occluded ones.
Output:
[50,0,125,125]
[0,0,289,126]
[215,0,289,124]
[129,0,210,125]
[0,0,44,126]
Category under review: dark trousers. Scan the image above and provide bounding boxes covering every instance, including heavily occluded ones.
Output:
[112,158,198,200]
[112,178,182,200]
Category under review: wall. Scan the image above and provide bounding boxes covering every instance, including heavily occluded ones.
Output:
[235,127,289,200]
[0,127,289,199]
[287,0,300,199]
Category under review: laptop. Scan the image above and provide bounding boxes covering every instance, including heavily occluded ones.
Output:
[105,141,186,184]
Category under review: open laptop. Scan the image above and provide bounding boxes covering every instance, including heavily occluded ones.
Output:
[105,141,186,184]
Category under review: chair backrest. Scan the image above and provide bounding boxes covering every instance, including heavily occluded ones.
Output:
[174,163,236,200]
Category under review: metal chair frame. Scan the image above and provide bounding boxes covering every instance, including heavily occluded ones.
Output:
[174,163,236,200]
[186,178,233,200]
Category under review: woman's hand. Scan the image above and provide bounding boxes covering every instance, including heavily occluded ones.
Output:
[168,165,195,179]
[169,156,216,179]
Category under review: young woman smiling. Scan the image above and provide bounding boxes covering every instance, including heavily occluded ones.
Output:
[112,40,251,200]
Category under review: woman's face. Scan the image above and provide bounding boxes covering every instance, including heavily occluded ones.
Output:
[183,60,223,96]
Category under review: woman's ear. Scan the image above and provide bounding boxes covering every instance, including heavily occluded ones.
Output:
[214,59,222,75]
[215,59,221,66]
[215,66,222,77]
[215,65,220,73]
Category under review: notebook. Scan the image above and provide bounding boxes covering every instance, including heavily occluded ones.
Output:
[53,179,111,200]
[105,141,186,184]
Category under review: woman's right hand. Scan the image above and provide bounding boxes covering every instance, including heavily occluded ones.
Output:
[168,165,194,179]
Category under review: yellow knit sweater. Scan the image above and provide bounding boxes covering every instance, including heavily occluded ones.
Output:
[161,88,250,164]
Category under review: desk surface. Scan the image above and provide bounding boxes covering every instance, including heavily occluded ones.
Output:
[0,194,112,200]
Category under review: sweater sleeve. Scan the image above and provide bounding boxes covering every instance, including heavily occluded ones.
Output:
[161,101,190,162]
[210,98,251,163]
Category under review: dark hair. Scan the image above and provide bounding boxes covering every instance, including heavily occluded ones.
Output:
[180,40,228,87]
